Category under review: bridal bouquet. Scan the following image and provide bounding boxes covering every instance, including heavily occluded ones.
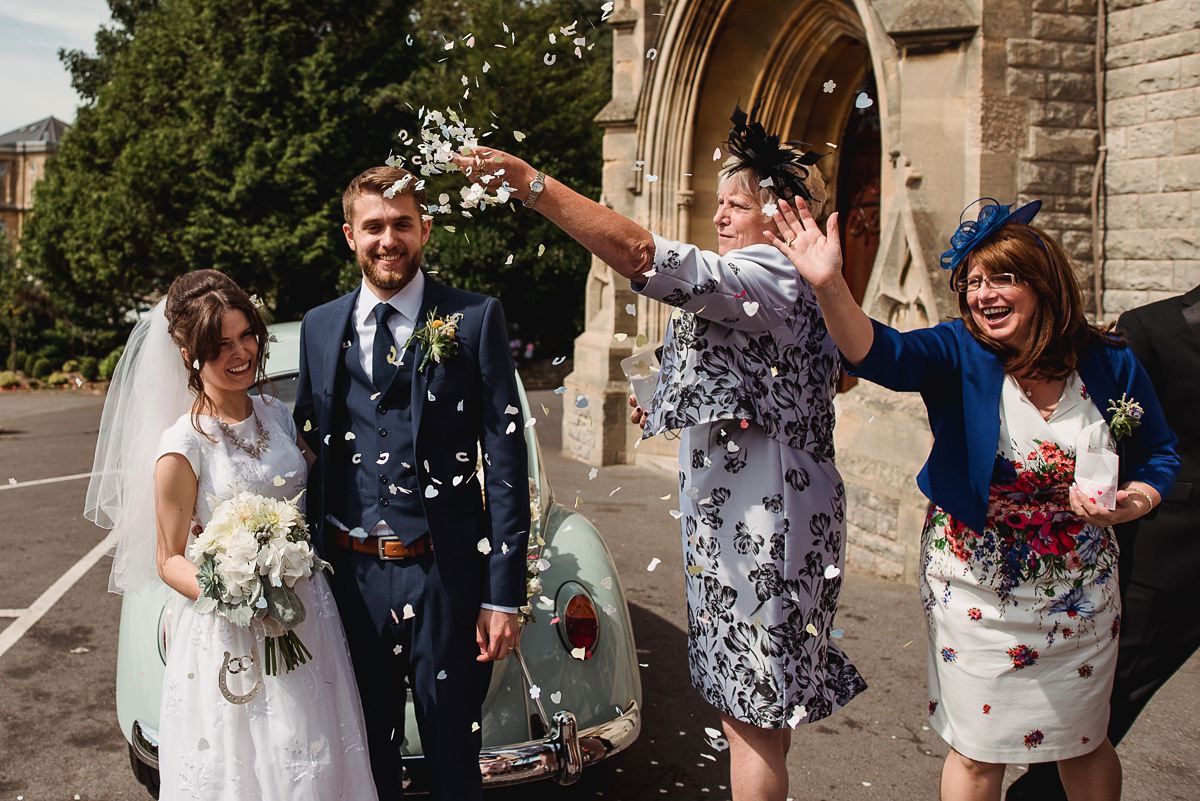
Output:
[188,491,329,675]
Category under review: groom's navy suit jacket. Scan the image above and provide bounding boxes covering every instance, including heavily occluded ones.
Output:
[294,276,530,621]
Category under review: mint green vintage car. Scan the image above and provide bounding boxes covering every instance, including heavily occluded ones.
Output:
[116,321,642,797]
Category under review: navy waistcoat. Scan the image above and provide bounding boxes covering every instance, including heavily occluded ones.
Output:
[327,329,429,543]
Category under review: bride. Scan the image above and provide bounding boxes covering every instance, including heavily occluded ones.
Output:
[87,270,378,800]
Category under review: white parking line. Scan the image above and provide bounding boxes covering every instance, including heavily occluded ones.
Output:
[0,536,111,660]
[0,471,94,491]
[0,609,24,618]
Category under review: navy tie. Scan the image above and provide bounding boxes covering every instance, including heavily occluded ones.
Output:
[372,303,398,392]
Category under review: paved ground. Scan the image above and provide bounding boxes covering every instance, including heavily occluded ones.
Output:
[0,387,1196,799]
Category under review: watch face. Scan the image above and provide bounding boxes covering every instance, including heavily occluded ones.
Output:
[531,180,545,192]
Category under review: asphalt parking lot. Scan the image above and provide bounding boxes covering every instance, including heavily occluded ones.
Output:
[0,388,1196,799]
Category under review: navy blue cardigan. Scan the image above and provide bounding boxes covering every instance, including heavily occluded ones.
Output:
[850,318,1180,534]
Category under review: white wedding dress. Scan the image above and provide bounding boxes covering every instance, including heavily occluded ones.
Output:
[155,395,378,801]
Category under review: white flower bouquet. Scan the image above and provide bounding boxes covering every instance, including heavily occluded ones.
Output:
[187,491,329,675]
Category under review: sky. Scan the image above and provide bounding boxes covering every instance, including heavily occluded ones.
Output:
[0,0,114,136]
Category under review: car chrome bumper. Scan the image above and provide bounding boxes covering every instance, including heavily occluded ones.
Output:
[474,700,641,787]
[131,700,640,790]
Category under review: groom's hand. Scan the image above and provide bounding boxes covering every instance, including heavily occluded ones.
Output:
[476,608,520,662]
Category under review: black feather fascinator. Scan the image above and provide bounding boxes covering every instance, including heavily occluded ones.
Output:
[724,101,824,203]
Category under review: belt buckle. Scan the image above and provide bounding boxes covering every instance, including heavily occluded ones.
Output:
[375,535,401,560]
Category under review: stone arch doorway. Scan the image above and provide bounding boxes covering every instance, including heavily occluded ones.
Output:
[565,0,884,466]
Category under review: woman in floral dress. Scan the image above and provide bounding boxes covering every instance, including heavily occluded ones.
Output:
[770,197,1178,800]
[453,105,867,801]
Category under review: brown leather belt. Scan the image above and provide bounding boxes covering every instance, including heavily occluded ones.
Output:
[331,530,432,560]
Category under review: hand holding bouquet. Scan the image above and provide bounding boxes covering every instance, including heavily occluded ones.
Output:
[188,491,328,675]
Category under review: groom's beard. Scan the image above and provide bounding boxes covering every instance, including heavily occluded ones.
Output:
[360,245,423,292]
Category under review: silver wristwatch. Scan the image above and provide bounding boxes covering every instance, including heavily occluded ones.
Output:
[524,171,546,208]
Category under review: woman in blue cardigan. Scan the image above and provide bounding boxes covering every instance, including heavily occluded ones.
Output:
[768,198,1178,801]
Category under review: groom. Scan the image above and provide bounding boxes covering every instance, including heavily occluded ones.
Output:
[294,166,530,800]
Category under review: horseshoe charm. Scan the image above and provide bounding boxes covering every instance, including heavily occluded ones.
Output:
[219,646,263,705]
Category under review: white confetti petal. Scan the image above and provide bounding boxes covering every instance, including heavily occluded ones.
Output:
[742,301,760,316]
[601,576,613,590]
[506,421,516,434]
[529,684,541,699]
[550,691,562,703]
[647,557,661,571]
[425,485,439,498]
[824,564,841,579]
[477,538,492,554]
[403,604,416,619]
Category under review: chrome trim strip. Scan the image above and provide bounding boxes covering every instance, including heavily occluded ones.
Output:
[131,720,160,770]
[510,645,551,732]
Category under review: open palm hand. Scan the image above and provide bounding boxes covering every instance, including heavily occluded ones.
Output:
[766,198,843,290]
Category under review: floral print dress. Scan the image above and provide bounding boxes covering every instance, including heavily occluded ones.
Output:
[922,373,1119,762]
[634,235,867,729]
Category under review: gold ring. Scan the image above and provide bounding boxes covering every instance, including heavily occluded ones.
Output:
[786,238,795,248]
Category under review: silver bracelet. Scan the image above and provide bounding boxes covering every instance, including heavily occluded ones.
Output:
[1125,487,1154,512]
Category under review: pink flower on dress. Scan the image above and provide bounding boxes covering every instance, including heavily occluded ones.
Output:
[967,607,982,621]
[982,704,991,715]
[1024,730,1045,749]
[929,700,939,716]
[941,647,958,663]
[1077,663,1094,678]
[1080,384,1090,400]
[1081,736,1091,744]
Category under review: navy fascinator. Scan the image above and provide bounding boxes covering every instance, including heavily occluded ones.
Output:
[939,198,1043,271]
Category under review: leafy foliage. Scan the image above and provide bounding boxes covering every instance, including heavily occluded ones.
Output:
[402,0,611,357]
[24,0,425,342]
[23,0,611,358]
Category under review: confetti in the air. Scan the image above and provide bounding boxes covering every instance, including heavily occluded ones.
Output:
[713,147,722,161]
[855,92,874,109]
[823,80,836,93]
[403,604,416,619]
[742,301,760,316]
[588,468,599,480]
[647,558,661,571]
[601,576,613,590]
[477,538,492,554]
[762,202,778,217]
[529,684,541,699]
[824,564,841,579]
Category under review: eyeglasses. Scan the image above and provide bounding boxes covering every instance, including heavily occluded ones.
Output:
[955,273,1020,293]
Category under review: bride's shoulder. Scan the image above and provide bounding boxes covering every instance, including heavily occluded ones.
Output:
[252,394,296,434]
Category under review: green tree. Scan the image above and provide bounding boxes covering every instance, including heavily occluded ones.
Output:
[0,233,43,361]
[23,0,425,339]
[400,0,611,357]
[25,0,611,356]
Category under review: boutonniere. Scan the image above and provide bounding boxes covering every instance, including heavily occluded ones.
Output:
[404,309,465,372]
[1107,393,1144,440]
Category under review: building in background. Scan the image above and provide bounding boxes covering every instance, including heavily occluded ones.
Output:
[565,0,1199,582]
[0,117,69,239]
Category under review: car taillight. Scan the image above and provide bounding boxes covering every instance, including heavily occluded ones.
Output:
[563,593,598,654]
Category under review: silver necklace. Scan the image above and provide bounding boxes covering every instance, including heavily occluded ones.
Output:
[217,411,270,459]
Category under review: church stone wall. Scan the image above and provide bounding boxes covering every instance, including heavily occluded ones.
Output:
[1102,0,1200,314]
[1003,0,1100,270]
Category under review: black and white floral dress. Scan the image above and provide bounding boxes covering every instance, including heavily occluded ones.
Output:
[634,236,867,728]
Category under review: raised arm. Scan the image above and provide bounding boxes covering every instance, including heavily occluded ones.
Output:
[450,148,656,281]
[766,198,875,366]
